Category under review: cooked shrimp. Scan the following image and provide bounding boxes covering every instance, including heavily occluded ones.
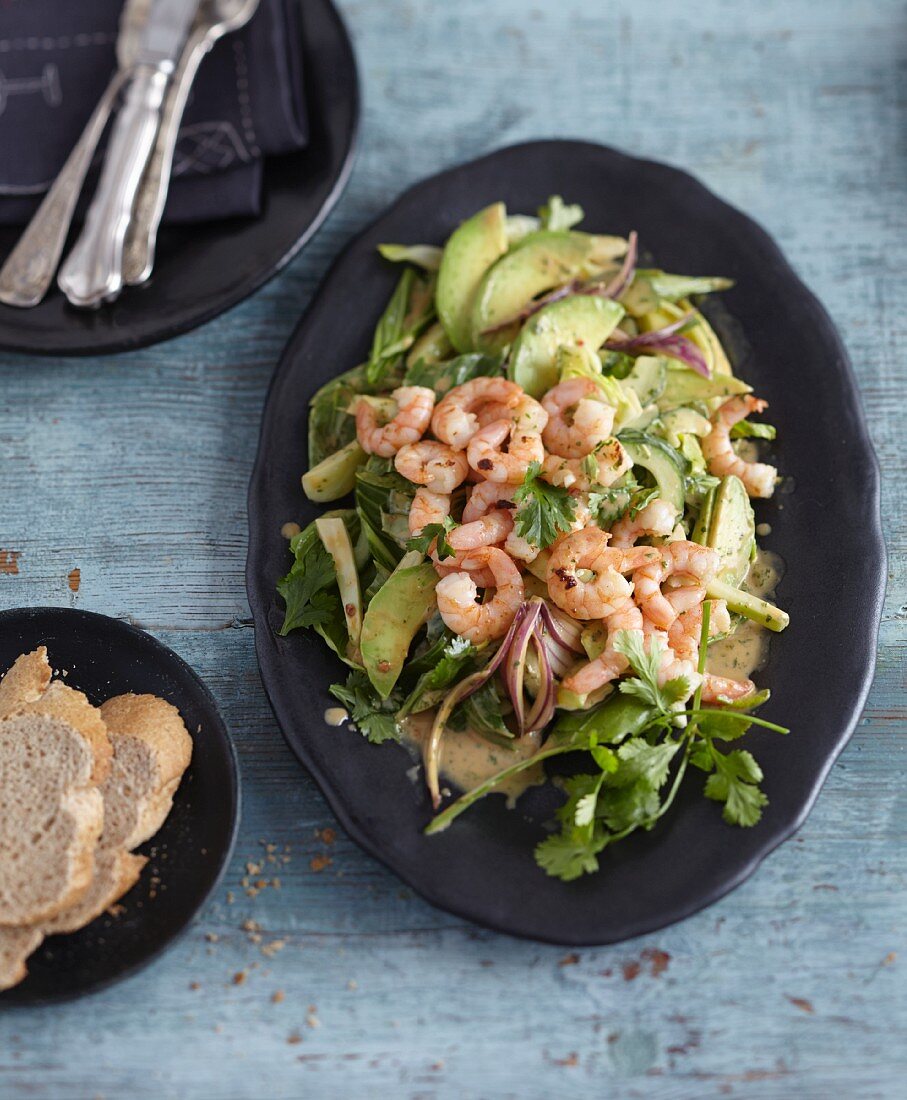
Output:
[435,546,524,644]
[462,480,517,523]
[477,393,549,434]
[448,510,513,551]
[562,594,644,694]
[546,528,660,620]
[355,386,435,456]
[433,552,496,589]
[467,419,544,483]
[702,395,778,498]
[609,498,679,548]
[541,378,616,458]
[700,672,756,703]
[633,541,720,630]
[542,437,631,491]
[408,488,451,536]
[395,441,469,493]
[667,599,731,662]
[431,377,522,450]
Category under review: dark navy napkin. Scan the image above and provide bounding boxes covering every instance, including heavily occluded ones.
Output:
[0,0,307,224]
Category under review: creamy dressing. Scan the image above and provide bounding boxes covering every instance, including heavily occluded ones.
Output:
[707,548,784,681]
[400,712,545,808]
[281,521,301,539]
[324,707,349,727]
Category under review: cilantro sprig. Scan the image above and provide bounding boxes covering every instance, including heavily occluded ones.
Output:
[406,516,457,560]
[329,670,404,745]
[513,461,576,548]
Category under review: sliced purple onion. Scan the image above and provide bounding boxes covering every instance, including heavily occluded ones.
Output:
[605,312,711,377]
[524,633,557,732]
[539,602,585,653]
[481,233,639,336]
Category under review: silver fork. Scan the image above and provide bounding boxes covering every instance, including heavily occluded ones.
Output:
[0,0,151,308]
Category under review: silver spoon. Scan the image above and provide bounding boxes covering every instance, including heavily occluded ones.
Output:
[123,0,261,287]
[0,0,151,308]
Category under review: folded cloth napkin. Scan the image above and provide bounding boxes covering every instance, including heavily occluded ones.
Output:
[0,0,307,225]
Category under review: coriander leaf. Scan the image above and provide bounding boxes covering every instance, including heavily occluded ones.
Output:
[453,678,512,743]
[702,746,767,826]
[696,710,754,742]
[597,778,662,832]
[606,737,681,790]
[329,670,404,745]
[277,534,338,636]
[406,516,457,560]
[535,825,606,881]
[614,631,692,713]
[513,461,576,548]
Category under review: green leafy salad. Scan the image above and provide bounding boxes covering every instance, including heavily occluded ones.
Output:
[277,195,790,881]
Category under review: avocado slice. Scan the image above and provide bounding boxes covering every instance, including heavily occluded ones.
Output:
[470,231,623,351]
[692,475,755,587]
[315,516,363,651]
[509,296,625,398]
[659,366,751,409]
[406,321,453,368]
[620,355,667,406]
[436,203,508,353]
[302,439,366,503]
[706,577,789,633]
[617,430,687,513]
[360,560,438,698]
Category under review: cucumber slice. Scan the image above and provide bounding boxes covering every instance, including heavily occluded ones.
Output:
[617,430,687,513]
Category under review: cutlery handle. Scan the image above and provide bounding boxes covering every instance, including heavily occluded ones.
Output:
[124,31,211,287]
[0,69,127,309]
[58,64,170,308]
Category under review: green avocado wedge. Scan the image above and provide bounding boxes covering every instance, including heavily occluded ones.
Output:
[436,202,508,353]
[469,231,626,351]
[702,475,756,586]
[360,560,438,698]
[508,296,625,398]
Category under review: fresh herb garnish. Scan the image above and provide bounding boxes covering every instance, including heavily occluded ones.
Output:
[329,670,404,745]
[406,516,457,560]
[513,461,576,548]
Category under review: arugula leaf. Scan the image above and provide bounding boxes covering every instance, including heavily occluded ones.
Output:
[538,195,584,231]
[329,670,404,744]
[406,516,457,560]
[404,352,504,395]
[731,420,777,441]
[398,636,477,717]
[513,462,576,548]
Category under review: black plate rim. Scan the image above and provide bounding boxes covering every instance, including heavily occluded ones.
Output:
[0,605,241,1004]
[0,0,360,358]
[246,138,886,946]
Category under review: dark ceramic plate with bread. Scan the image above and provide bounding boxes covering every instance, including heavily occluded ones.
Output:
[0,607,239,1003]
[246,140,884,945]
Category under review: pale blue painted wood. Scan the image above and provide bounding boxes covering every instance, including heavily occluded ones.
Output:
[0,1,904,1097]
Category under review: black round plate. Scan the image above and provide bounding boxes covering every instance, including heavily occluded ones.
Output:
[0,0,358,357]
[246,140,886,945]
[0,607,240,1003]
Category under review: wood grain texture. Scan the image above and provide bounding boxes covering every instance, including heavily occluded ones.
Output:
[0,1,904,1096]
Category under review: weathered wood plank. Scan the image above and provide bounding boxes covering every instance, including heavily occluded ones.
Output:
[0,1,904,1096]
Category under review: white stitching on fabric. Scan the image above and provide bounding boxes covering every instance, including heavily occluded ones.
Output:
[231,38,260,158]
[0,32,116,53]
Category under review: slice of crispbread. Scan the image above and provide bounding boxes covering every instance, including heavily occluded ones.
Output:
[0,714,104,927]
[0,647,51,712]
[99,694,192,850]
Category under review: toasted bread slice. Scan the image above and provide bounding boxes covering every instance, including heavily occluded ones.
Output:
[0,647,51,712]
[0,714,104,926]
[0,926,45,992]
[98,694,192,849]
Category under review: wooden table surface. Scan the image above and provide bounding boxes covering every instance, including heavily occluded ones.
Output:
[1,1,904,1096]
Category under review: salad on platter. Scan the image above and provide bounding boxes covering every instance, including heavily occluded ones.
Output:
[277,195,790,881]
